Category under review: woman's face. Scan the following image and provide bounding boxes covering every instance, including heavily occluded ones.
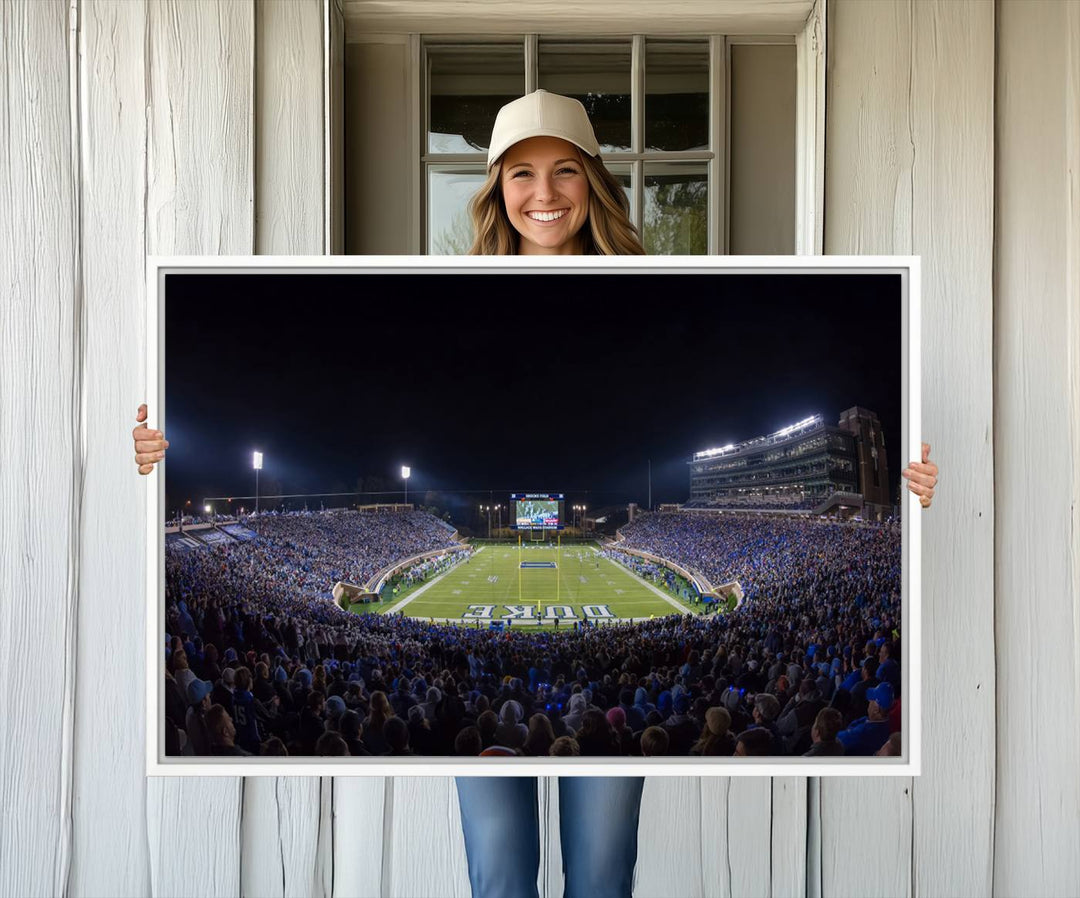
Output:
[499,136,590,255]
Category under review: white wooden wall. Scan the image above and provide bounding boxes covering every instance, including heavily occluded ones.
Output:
[1,1,1077,896]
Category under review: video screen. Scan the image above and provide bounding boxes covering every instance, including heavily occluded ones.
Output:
[512,493,563,529]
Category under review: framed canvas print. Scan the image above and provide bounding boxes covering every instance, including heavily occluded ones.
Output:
[146,255,920,776]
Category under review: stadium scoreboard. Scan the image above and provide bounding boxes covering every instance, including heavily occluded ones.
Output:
[511,493,564,530]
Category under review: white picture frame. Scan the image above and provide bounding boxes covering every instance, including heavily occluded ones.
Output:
[146,254,920,777]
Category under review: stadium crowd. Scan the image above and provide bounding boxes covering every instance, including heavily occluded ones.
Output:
[683,494,823,511]
[165,510,903,760]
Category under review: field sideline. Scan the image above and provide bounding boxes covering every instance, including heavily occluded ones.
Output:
[375,543,697,625]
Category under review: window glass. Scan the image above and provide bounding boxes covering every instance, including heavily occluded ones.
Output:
[428,167,487,254]
[428,44,525,154]
[645,40,709,152]
[604,162,634,214]
[538,40,632,153]
[643,163,708,254]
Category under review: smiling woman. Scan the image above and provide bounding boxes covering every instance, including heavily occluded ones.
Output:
[467,90,645,256]
[500,137,591,254]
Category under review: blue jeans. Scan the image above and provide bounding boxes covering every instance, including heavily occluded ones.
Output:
[455,776,646,898]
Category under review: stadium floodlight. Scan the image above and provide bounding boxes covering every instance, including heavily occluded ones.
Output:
[772,414,822,439]
[693,443,737,461]
[401,465,410,506]
[252,451,263,522]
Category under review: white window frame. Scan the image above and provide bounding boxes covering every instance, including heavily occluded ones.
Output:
[382,0,826,255]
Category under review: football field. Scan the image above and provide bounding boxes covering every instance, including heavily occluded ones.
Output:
[380,543,694,626]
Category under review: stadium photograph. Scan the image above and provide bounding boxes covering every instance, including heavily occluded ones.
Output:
[155,264,911,769]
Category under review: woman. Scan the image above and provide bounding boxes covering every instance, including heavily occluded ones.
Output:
[133,89,939,898]
[689,706,738,757]
[467,91,643,257]
[522,712,556,758]
[361,689,394,756]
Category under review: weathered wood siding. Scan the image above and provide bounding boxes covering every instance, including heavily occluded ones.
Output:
[0,3,78,893]
[824,2,997,897]
[1,2,1077,897]
[993,1,1080,894]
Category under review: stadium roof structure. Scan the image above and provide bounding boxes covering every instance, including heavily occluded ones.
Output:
[691,414,824,462]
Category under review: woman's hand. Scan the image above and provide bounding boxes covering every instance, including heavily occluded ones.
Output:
[133,403,169,474]
[902,442,938,508]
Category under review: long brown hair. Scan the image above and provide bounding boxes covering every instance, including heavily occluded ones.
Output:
[367,690,394,729]
[468,150,645,255]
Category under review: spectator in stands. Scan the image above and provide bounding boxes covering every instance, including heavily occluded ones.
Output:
[576,709,618,756]
[606,707,634,756]
[561,693,588,734]
[803,708,845,757]
[390,679,417,719]
[549,736,580,757]
[454,726,483,757]
[618,688,647,733]
[298,691,326,754]
[690,696,712,734]
[231,668,261,754]
[876,732,902,757]
[171,650,195,699]
[201,644,222,684]
[837,682,894,756]
[877,642,901,694]
[523,714,556,758]
[476,711,499,750]
[662,694,700,756]
[339,711,370,757]
[406,706,440,755]
[751,694,784,755]
[164,669,187,740]
[362,691,393,755]
[253,662,274,703]
[640,726,669,757]
[211,668,236,721]
[383,717,416,756]
[849,659,880,722]
[206,704,250,756]
[734,728,773,757]
[420,686,442,723]
[184,679,214,757]
[633,686,656,721]
[261,737,287,757]
[777,678,828,754]
[325,695,347,736]
[494,700,528,750]
[690,707,737,757]
[316,732,349,756]
[772,675,792,711]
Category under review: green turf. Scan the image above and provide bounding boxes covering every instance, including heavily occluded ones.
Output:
[375,543,698,625]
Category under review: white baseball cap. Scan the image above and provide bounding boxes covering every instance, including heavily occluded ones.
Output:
[486,90,601,169]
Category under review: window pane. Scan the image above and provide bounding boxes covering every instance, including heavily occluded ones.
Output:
[604,163,634,221]
[645,40,709,152]
[643,163,707,255]
[538,40,632,153]
[729,44,796,254]
[428,167,487,254]
[428,44,524,154]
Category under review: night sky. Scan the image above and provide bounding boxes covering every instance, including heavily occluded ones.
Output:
[164,272,902,520]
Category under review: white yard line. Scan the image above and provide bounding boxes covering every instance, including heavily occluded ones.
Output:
[604,556,696,614]
[381,547,483,614]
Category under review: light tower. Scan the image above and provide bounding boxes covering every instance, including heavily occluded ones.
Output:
[253,451,263,532]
